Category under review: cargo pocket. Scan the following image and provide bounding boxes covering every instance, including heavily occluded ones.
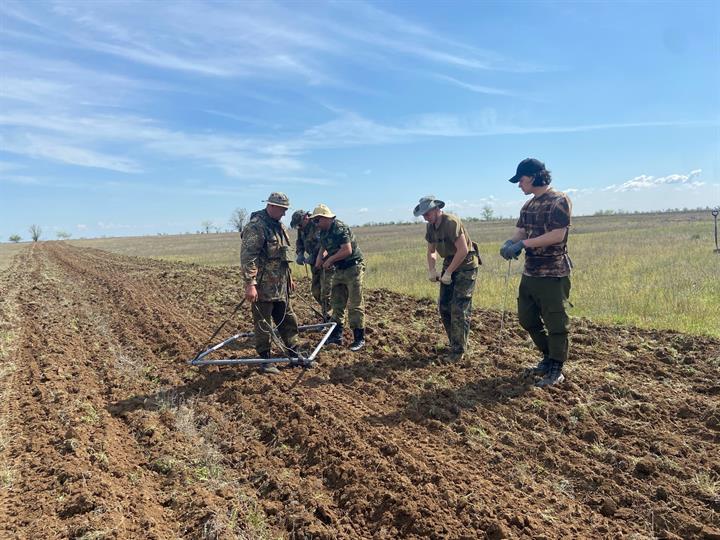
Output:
[453,268,477,299]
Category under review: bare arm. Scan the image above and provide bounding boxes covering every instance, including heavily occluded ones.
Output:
[444,234,469,275]
[509,227,526,242]
[521,227,567,249]
[426,242,438,271]
[314,249,327,269]
[323,242,352,268]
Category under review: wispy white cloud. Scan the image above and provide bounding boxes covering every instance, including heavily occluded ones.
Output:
[605,169,704,192]
[433,75,518,97]
[0,133,142,173]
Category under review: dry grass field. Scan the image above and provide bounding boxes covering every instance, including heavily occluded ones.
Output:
[1,210,718,336]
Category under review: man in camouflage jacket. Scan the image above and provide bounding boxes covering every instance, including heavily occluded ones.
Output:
[290,209,333,320]
[309,204,366,351]
[241,192,300,375]
[501,159,573,388]
[414,195,480,363]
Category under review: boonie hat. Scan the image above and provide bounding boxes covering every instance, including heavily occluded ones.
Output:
[413,195,445,217]
[509,158,546,183]
[265,192,291,208]
[309,204,336,219]
[290,209,307,228]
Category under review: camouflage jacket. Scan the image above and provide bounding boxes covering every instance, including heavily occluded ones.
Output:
[516,189,572,277]
[295,220,322,263]
[240,209,293,301]
[319,219,364,269]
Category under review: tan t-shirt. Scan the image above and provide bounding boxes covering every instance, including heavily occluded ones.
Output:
[425,213,478,271]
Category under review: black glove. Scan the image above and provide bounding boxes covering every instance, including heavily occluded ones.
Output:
[295,253,305,265]
[505,240,525,259]
[499,240,514,260]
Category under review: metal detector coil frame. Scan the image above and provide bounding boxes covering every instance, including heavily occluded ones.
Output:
[188,322,337,368]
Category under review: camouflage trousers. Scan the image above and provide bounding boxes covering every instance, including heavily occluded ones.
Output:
[251,300,299,356]
[310,265,333,318]
[517,275,571,363]
[330,263,365,330]
[438,267,478,355]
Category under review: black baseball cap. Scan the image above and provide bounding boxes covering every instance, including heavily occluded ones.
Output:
[509,158,546,183]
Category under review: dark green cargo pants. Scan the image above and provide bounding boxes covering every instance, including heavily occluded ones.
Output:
[251,300,299,356]
[517,274,571,363]
[438,267,478,355]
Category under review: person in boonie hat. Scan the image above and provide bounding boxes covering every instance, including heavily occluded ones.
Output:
[413,195,445,217]
[265,191,291,208]
[310,203,366,352]
[238,191,302,375]
[415,195,480,364]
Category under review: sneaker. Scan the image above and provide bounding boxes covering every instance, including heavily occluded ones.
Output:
[535,360,565,388]
[524,355,552,377]
[349,328,365,352]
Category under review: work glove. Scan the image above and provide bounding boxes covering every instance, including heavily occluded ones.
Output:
[500,240,524,260]
[499,240,514,260]
[428,269,440,282]
[501,240,525,261]
[439,271,452,285]
[295,253,305,265]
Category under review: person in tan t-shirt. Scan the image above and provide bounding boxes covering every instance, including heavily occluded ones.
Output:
[414,195,480,363]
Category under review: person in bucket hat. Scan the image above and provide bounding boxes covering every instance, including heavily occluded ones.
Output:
[310,204,366,351]
[291,209,333,320]
[416,195,481,364]
[264,192,291,208]
[239,192,301,375]
[500,158,573,388]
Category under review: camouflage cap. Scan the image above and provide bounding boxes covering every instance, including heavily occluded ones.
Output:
[413,195,445,217]
[290,209,307,228]
[309,203,336,219]
[264,192,291,208]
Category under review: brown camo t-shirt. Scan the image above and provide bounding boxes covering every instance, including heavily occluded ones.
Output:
[516,190,572,277]
[425,213,478,271]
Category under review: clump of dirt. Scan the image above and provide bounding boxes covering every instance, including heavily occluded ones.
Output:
[1,243,718,539]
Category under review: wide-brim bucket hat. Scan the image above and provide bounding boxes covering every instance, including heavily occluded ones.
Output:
[413,195,445,217]
[309,203,336,219]
[264,192,291,208]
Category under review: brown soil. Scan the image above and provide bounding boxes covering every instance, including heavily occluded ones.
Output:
[1,243,718,539]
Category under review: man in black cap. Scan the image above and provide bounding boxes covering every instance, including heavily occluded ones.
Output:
[500,159,573,387]
[415,195,481,363]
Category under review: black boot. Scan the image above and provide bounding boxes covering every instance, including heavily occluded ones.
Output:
[535,360,565,388]
[349,328,365,352]
[524,355,552,377]
[326,322,343,345]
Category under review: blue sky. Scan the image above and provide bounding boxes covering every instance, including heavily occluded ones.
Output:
[1,0,719,239]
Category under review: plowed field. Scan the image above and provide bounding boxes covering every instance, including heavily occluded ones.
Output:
[1,243,719,539]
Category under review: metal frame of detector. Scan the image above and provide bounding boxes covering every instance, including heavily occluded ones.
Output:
[188,322,337,368]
